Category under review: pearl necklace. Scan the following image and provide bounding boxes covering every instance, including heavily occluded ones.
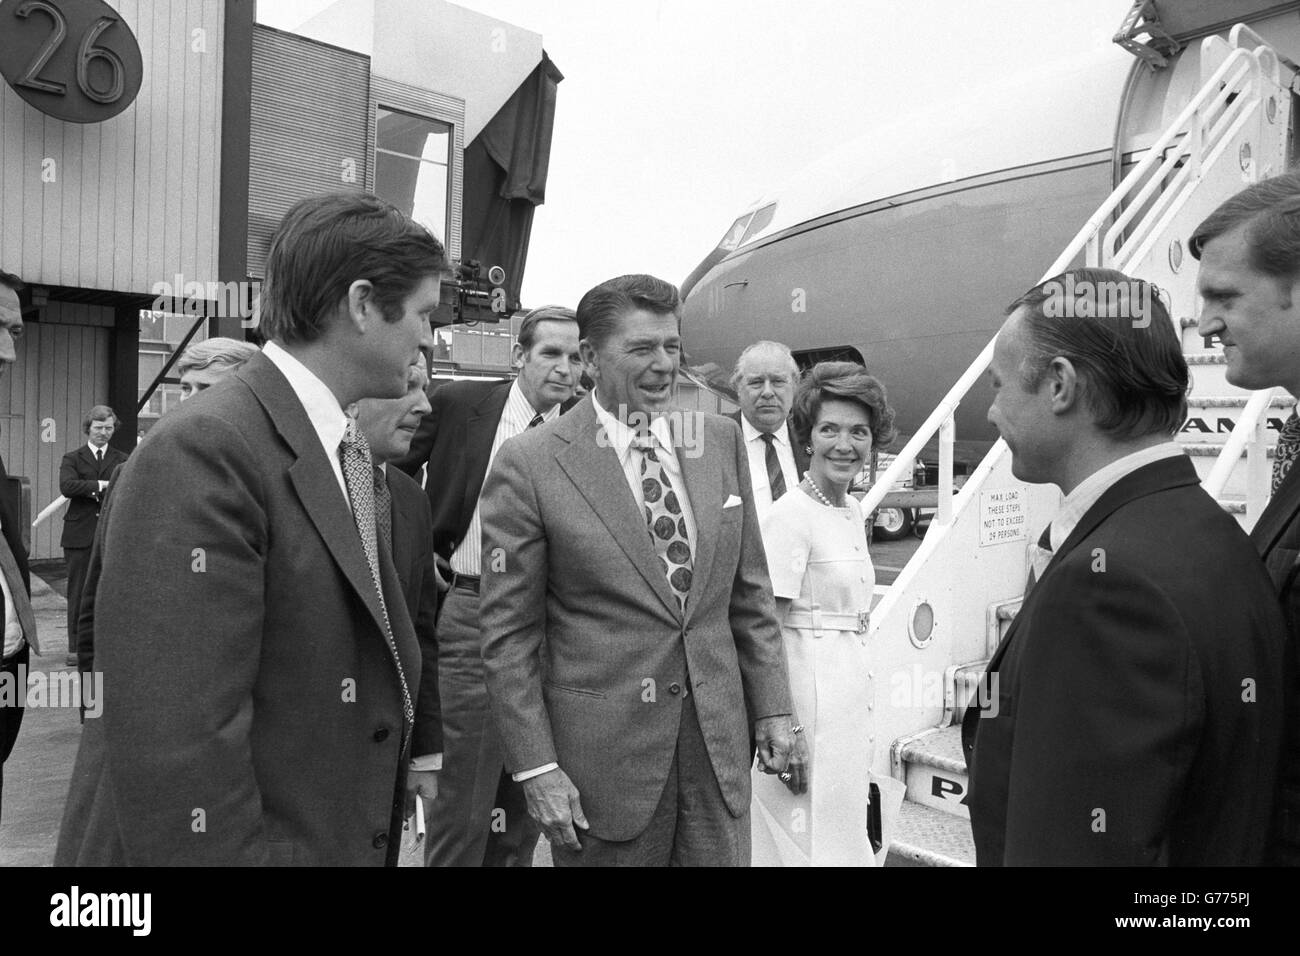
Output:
[805,476,846,509]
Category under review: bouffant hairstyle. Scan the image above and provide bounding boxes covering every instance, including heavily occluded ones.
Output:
[790,361,896,449]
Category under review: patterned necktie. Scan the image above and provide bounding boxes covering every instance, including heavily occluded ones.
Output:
[339,420,413,733]
[1025,524,1053,597]
[529,412,544,428]
[760,432,786,501]
[632,434,694,612]
[373,465,392,558]
[1273,411,1300,494]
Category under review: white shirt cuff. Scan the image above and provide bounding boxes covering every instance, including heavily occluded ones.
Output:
[512,762,558,782]
[410,753,443,772]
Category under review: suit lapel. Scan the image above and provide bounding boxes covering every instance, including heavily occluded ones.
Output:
[1252,464,1300,554]
[461,383,512,528]
[554,400,681,619]
[988,456,1197,670]
[678,426,720,624]
[1050,456,1199,569]
[239,353,396,650]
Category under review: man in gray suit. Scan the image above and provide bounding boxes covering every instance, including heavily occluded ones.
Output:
[479,273,795,866]
[57,192,443,865]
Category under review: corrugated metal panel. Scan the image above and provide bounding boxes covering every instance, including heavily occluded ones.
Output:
[0,306,113,560]
[247,26,371,277]
[0,0,224,295]
[369,76,465,260]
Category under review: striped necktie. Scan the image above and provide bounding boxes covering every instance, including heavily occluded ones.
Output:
[760,432,786,501]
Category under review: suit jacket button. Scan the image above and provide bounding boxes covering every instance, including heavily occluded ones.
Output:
[668,682,682,695]
[373,832,389,849]
[373,727,389,742]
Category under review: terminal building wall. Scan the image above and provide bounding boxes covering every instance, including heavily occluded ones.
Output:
[0,303,113,560]
[0,0,225,292]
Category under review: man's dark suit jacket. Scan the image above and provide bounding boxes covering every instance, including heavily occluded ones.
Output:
[74,462,124,677]
[1250,459,1300,865]
[59,444,128,549]
[55,352,420,866]
[0,453,32,771]
[962,455,1286,866]
[727,411,810,485]
[396,380,512,562]
[387,465,442,761]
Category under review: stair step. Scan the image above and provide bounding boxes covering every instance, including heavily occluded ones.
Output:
[1179,394,1292,445]
[899,725,970,819]
[887,799,976,867]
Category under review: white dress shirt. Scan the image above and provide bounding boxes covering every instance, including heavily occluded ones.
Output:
[741,415,799,522]
[262,341,350,501]
[513,391,699,783]
[451,379,560,577]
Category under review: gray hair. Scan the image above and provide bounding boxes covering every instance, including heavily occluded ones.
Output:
[730,340,799,388]
[176,337,259,377]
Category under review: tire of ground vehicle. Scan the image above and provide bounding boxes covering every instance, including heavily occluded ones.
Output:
[873,506,914,542]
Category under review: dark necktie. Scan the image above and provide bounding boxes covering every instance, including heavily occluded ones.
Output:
[1025,524,1053,596]
[339,420,413,734]
[529,412,544,429]
[1274,411,1300,494]
[760,432,786,501]
[632,434,694,612]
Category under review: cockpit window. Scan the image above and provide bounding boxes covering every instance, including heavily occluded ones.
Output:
[740,203,776,245]
[718,212,754,252]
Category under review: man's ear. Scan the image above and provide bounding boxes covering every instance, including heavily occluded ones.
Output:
[510,341,524,369]
[1047,356,1081,415]
[579,338,599,379]
[345,280,377,332]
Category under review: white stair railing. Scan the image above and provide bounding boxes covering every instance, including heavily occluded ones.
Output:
[859,42,1278,529]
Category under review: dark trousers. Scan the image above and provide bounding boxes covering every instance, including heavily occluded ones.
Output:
[65,546,91,656]
[551,693,751,867]
[0,642,30,824]
[423,585,541,867]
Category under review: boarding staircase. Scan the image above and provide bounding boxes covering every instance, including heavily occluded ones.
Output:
[869,27,1294,866]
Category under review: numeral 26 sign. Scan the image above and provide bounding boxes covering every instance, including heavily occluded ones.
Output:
[0,0,143,123]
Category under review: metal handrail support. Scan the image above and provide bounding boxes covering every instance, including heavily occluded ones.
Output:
[937,414,955,526]
[858,46,1264,520]
[1246,405,1270,524]
[1202,388,1277,498]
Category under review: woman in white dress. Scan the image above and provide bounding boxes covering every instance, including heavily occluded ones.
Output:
[752,361,896,867]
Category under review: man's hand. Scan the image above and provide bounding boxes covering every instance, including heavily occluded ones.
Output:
[404,769,439,819]
[522,768,588,852]
[782,725,810,795]
[755,716,794,776]
[432,555,451,594]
